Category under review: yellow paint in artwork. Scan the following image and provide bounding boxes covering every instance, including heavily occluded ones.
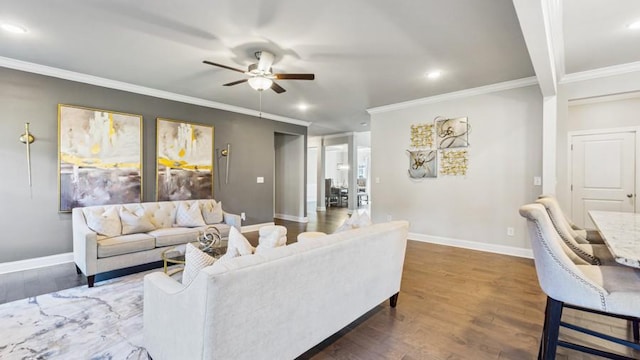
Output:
[91,143,101,154]
[191,125,196,141]
[178,148,186,158]
[60,153,140,170]
[157,157,211,171]
[108,114,115,141]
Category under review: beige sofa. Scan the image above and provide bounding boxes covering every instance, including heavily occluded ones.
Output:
[143,221,408,360]
[72,199,241,287]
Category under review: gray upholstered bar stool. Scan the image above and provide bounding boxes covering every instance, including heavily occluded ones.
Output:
[538,194,604,244]
[536,197,615,265]
[520,203,640,359]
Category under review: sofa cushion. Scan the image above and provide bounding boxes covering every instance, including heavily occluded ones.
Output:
[149,227,200,247]
[84,207,121,238]
[97,233,155,258]
[201,200,224,224]
[120,206,155,235]
[175,201,206,227]
[218,227,254,261]
[141,202,178,229]
[182,243,216,286]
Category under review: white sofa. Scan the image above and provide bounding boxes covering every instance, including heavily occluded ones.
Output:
[143,220,409,360]
[72,199,241,287]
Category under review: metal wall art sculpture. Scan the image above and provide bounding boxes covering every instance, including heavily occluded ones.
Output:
[440,149,469,176]
[410,123,434,148]
[407,150,437,178]
[407,116,470,179]
[436,117,469,149]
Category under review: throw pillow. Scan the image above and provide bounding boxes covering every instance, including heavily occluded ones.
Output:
[255,226,287,254]
[85,207,121,237]
[218,227,255,261]
[175,202,206,227]
[119,207,155,235]
[201,200,224,224]
[182,243,216,285]
[334,210,372,233]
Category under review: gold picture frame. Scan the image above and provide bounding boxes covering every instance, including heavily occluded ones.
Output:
[156,118,214,201]
[58,104,143,212]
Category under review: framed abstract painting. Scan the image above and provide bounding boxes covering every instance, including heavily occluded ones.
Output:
[58,104,143,212]
[156,118,214,201]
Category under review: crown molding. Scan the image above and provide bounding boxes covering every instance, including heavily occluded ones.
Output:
[322,132,355,139]
[366,76,538,115]
[560,61,640,84]
[0,56,311,127]
[568,91,640,106]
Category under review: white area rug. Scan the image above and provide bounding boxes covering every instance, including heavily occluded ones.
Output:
[0,269,172,359]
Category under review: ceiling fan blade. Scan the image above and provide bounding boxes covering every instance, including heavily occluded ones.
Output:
[223,79,248,86]
[203,60,246,73]
[271,82,286,94]
[257,51,275,72]
[274,73,315,80]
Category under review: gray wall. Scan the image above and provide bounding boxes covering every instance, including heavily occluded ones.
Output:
[0,67,306,263]
[370,85,542,252]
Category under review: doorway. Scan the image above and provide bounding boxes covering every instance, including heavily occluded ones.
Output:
[274,132,306,222]
[570,129,637,228]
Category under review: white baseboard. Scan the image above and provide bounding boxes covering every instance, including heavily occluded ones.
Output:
[241,222,275,233]
[0,252,74,274]
[316,206,327,212]
[274,214,309,223]
[408,233,533,259]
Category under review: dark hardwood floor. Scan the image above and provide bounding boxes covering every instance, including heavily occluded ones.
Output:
[1,205,637,359]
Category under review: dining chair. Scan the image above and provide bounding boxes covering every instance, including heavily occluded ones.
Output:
[536,197,615,265]
[538,195,604,244]
[520,203,640,359]
[325,179,338,207]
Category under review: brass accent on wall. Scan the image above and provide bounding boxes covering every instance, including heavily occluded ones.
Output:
[19,122,35,186]
[409,123,434,148]
[440,149,468,176]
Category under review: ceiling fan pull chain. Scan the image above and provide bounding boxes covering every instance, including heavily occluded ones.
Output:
[259,91,263,118]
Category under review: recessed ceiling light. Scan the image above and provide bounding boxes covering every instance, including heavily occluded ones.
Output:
[1,23,28,34]
[297,103,308,111]
[628,21,640,30]
[426,70,441,79]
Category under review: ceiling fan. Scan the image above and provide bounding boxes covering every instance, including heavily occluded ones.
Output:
[203,51,314,94]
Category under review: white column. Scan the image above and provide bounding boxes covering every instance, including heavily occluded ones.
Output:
[317,139,327,211]
[542,95,557,194]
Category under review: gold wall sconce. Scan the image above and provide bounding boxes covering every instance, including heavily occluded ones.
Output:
[19,122,35,186]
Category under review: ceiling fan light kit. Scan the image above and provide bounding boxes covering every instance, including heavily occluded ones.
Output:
[203,50,315,94]
[248,76,273,91]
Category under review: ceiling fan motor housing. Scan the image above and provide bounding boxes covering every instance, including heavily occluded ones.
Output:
[248,63,273,77]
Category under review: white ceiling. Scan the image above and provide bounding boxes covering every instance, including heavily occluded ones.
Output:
[0,1,638,135]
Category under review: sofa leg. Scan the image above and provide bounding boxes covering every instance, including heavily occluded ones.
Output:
[87,275,95,288]
[390,292,399,308]
[75,265,82,275]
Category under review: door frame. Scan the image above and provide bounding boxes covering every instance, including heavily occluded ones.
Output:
[567,126,640,218]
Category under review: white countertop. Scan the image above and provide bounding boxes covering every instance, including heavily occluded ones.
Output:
[588,210,640,268]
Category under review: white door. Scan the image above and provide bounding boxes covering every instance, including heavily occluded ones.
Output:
[571,131,636,228]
